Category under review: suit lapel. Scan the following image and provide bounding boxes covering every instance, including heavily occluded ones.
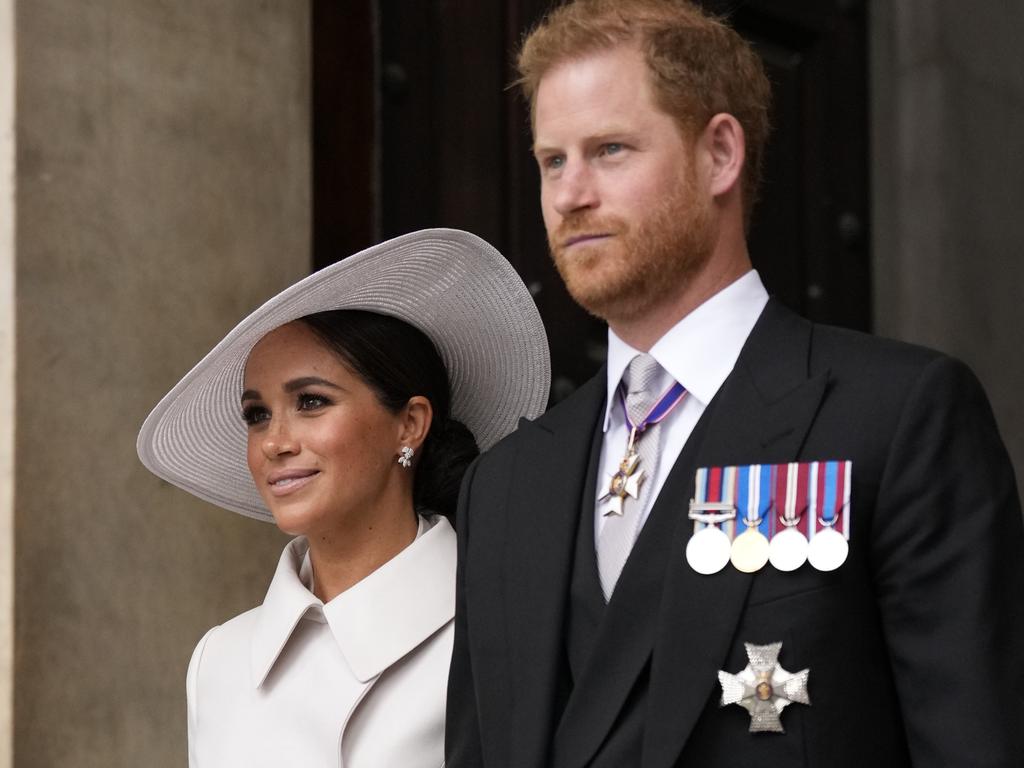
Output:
[502,373,607,768]
[643,300,830,768]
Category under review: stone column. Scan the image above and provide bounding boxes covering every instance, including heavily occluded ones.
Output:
[871,0,1024,493]
[12,2,310,765]
[1,0,15,764]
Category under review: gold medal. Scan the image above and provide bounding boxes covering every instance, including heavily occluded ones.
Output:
[730,527,770,573]
[730,464,769,573]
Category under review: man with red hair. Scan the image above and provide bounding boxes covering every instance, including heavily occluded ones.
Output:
[447,2,1024,766]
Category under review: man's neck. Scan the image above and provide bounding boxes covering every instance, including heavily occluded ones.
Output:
[610,250,752,352]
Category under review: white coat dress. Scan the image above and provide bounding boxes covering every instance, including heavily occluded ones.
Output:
[186,514,455,767]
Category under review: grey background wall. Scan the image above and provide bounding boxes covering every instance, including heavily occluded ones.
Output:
[11,1,307,765]
[871,0,1024,490]
[0,1,1020,766]
[1,0,14,763]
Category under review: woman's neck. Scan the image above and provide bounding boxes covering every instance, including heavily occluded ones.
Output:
[306,505,419,602]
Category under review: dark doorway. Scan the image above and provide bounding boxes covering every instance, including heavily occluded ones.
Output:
[312,0,871,401]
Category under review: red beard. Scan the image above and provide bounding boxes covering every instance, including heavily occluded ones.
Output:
[548,171,715,324]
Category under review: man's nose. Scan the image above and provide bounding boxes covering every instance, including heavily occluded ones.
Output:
[551,160,599,217]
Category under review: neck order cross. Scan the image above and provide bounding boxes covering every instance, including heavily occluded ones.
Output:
[598,356,687,517]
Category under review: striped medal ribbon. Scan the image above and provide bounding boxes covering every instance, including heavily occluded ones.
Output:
[730,464,772,573]
[807,460,851,571]
[768,462,810,572]
[686,465,736,575]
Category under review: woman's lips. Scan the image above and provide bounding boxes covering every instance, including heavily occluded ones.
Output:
[266,469,320,497]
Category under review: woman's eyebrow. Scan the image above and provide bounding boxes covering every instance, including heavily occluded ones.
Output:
[241,377,344,404]
[283,376,343,393]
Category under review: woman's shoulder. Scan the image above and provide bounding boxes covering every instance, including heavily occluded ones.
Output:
[194,606,262,654]
[191,535,311,662]
[188,537,315,691]
[187,605,263,687]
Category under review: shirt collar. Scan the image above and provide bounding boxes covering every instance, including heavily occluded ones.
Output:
[250,515,456,688]
[603,270,769,430]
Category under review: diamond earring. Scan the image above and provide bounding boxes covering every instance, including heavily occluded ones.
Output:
[398,446,415,468]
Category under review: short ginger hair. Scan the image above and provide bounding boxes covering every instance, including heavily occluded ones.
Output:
[516,0,772,221]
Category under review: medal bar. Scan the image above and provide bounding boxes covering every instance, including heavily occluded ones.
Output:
[686,460,854,575]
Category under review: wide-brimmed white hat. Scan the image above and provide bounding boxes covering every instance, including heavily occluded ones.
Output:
[137,228,550,522]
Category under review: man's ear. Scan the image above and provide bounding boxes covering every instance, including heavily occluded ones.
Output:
[397,396,433,451]
[701,112,746,198]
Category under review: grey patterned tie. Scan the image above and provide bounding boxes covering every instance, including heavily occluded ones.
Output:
[597,353,665,601]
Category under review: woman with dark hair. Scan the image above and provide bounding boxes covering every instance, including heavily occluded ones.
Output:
[137,230,550,768]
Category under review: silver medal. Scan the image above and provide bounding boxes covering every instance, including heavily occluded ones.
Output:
[686,525,732,575]
[718,641,811,732]
[807,527,848,571]
[807,460,851,571]
[768,526,808,572]
[730,527,770,573]
[769,462,808,572]
[687,470,736,576]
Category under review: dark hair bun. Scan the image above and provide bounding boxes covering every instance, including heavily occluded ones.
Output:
[414,418,479,523]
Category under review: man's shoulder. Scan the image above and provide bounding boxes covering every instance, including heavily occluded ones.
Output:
[725,301,995,439]
[789,316,998,440]
[804,320,989,407]
[761,300,958,384]
[811,321,944,371]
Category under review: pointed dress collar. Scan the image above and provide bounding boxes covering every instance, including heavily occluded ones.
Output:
[249,514,456,688]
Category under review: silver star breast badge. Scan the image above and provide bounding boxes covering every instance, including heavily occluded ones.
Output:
[718,641,810,733]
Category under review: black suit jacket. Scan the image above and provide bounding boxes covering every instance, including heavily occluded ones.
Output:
[447,300,1024,767]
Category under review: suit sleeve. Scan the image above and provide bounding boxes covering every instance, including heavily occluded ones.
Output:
[445,456,486,767]
[871,356,1024,766]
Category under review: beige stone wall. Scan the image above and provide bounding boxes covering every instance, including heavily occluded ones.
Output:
[13,1,309,765]
[1,0,14,764]
[871,0,1024,494]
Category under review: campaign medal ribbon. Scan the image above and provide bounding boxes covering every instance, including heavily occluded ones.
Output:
[730,464,771,573]
[768,462,810,572]
[686,465,736,574]
[598,380,687,517]
[807,460,851,571]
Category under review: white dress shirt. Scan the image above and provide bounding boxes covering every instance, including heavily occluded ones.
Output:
[595,270,769,543]
[187,514,455,768]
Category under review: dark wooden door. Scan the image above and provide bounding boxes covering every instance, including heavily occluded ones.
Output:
[313,0,870,401]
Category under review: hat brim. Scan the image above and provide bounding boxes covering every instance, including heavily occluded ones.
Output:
[137,228,550,522]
